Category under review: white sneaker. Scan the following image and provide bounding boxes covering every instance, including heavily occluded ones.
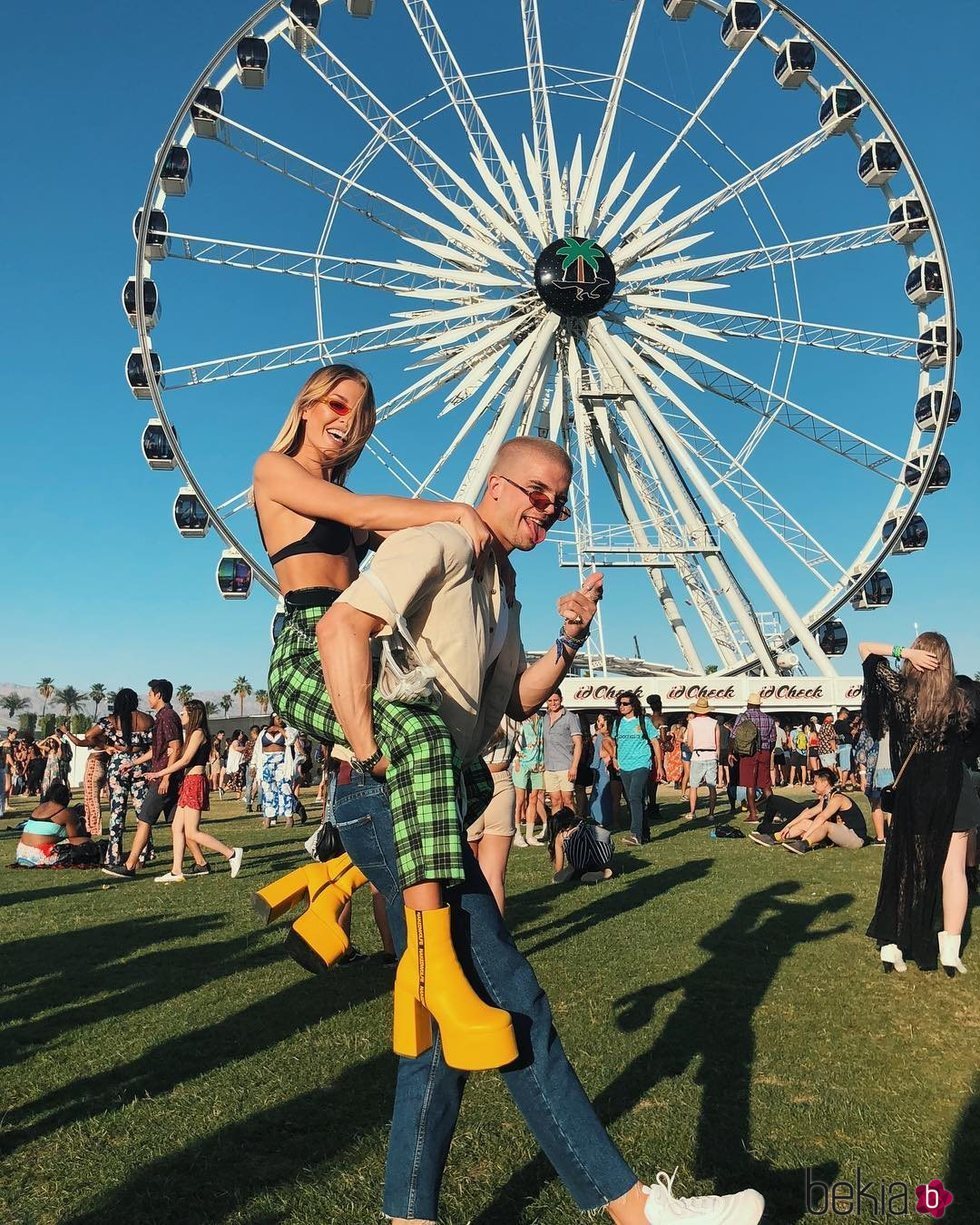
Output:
[228,847,244,879]
[643,1170,764,1224]
[154,871,186,884]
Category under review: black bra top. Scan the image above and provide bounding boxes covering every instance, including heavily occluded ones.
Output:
[258,511,369,567]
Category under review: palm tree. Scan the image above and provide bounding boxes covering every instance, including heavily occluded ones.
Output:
[221,694,233,717]
[556,236,603,284]
[1,692,28,720]
[54,686,87,720]
[231,677,251,717]
[37,677,55,716]
[176,684,194,707]
[205,701,219,716]
[88,683,108,718]
[254,688,270,715]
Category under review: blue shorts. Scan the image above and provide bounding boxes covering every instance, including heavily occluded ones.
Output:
[512,764,543,791]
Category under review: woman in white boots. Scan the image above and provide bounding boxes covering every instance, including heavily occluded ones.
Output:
[860,634,978,975]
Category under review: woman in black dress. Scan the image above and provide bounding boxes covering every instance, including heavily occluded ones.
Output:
[861,632,977,974]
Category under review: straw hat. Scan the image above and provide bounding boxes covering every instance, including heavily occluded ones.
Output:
[690,696,712,714]
[747,691,762,706]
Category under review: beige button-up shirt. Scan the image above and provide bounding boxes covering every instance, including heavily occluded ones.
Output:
[335,523,526,764]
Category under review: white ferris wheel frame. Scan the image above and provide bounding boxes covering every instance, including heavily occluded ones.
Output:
[131,0,958,678]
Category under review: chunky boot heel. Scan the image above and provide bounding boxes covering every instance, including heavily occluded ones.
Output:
[880,943,907,974]
[251,863,332,925]
[938,931,967,977]
[285,857,369,973]
[392,985,433,1057]
[251,853,361,925]
[392,906,518,1071]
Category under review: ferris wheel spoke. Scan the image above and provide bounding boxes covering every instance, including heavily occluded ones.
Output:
[287,26,531,262]
[586,319,783,671]
[620,312,908,472]
[455,315,562,501]
[161,320,445,390]
[614,334,844,579]
[212,108,497,265]
[520,0,564,235]
[666,351,906,477]
[592,322,841,675]
[646,6,776,198]
[413,322,553,495]
[363,439,439,497]
[378,316,522,420]
[647,223,895,283]
[640,303,920,360]
[401,0,540,242]
[616,124,832,273]
[166,230,504,298]
[575,0,647,234]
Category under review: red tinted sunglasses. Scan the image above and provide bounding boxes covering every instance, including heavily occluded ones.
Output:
[494,474,571,521]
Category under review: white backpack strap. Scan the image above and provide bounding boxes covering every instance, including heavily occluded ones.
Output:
[361,569,424,654]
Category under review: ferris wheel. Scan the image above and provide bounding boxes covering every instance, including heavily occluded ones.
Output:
[126,0,960,678]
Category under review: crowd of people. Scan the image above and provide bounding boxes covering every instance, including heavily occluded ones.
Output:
[7,360,979,1225]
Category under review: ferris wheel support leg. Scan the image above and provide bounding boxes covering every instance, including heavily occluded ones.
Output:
[591,323,835,678]
[589,423,707,674]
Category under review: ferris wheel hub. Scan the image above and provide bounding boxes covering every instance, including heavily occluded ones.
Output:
[533,236,617,318]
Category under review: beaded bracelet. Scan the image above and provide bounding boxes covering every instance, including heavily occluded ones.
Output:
[892,644,905,661]
[555,624,590,661]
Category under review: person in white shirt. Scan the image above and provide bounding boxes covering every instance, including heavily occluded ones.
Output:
[685,697,720,821]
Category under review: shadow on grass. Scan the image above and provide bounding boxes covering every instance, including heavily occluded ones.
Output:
[2,959,391,1152]
[0,915,267,1067]
[61,1049,396,1225]
[946,1075,980,1221]
[520,859,713,958]
[472,881,853,1225]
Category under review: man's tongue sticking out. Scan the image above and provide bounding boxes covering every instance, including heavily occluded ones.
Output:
[525,516,547,546]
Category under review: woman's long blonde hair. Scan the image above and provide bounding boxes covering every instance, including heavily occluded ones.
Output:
[268,365,376,487]
[901,631,970,738]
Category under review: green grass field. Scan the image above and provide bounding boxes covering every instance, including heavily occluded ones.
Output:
[1,786,977,1225]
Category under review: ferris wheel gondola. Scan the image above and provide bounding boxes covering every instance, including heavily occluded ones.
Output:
[141,419,176,471]
[127,0,960,655]
[216,549,253,599]
[122,277,160,330]
[882,513,928,553]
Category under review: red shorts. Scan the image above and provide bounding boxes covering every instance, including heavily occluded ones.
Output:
[738,750,772,793]
[178,773,210,812]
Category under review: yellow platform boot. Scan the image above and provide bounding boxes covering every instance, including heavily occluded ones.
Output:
[251,853,357,925]
[285,856,370,974]
[393,905,518,1071]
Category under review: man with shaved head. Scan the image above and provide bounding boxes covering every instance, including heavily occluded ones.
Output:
[312,436,763,1225]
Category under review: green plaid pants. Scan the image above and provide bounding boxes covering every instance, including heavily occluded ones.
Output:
[268,592,492,889]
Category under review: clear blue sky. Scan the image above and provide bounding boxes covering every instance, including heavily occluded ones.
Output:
[3,0,977,700]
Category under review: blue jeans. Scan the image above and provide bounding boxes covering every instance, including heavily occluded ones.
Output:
[620,766,650,842]
[331,772,637,1221]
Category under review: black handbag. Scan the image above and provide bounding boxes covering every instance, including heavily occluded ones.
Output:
[311,815,344,862]
[879,743,918,815]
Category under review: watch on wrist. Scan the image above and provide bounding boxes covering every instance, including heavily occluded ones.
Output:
[351,748,383,774]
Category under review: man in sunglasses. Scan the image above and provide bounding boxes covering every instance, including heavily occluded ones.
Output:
[317,436,764,1225]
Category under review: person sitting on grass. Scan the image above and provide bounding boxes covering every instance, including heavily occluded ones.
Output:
[13,783,96,868]
[750,769,868,854]
[548,806,614,885]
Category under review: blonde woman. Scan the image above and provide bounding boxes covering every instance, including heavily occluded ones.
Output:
[252,364,520,1068]
[861,633,977,974]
